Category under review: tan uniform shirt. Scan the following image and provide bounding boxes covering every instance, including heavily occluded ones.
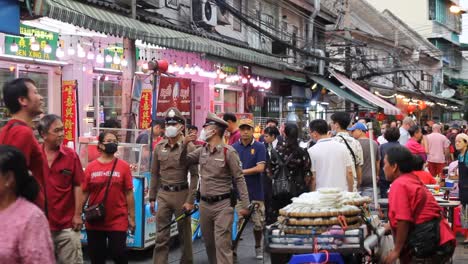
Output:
[182,143,250,210]
[149,138,199,204]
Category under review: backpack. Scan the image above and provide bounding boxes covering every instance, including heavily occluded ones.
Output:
[270,148,296,196]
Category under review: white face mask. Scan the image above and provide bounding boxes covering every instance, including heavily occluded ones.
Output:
[199,128,215,141]
[164,125,180,138]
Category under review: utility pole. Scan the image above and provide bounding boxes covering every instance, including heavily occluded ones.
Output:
[122,0,137,140]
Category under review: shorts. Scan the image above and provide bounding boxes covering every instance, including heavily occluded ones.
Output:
[428,162,446,177]
[236,200,265,231]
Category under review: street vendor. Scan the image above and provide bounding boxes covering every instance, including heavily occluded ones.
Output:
[382,146,455,264]
[455,133,468,243]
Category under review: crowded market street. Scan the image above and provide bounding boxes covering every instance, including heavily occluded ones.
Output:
[3,1,468,264]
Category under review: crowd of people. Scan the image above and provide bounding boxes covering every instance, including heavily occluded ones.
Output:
[0,77,466,264]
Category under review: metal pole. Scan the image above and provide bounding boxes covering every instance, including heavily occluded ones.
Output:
[368,122,378,209]
[149,72,160,164]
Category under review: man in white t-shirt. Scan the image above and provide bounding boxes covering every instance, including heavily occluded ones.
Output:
[308,119,354,192]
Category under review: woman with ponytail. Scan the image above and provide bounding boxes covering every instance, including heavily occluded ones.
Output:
[0,145,54,263]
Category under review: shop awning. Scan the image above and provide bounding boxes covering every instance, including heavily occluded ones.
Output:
[310,75,376,110]
[330,70,401,115]
[34,0,283,69]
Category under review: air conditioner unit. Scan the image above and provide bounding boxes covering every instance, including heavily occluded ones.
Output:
[193,0,218,27]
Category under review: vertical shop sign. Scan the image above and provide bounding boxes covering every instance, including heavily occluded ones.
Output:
[139,90,152,129]
[4,23,58,60]
[156,76,191,118]
[62,80,77,145]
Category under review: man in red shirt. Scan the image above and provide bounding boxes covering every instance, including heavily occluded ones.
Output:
[0,78,47,211]
[38,114,85,263]
[223,113,241,145]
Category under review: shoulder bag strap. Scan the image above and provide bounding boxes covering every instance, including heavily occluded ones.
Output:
[102,158,118,204]
[339,135,357,165]
[0,121,26,144]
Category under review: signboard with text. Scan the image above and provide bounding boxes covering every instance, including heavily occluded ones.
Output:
[156,76,191,118]
[62,80,77,145]
[104,46,140,70]
[4,24,58,60]
[139,90,152,129]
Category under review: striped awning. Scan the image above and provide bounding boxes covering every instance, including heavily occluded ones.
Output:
[310,75,376,110]
[330,70,401,115]
[34,0,283,69]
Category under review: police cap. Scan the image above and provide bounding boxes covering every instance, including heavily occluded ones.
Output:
[164,107,185,124]
[203,112,228,128]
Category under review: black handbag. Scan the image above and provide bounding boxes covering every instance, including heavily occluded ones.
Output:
[271,149,295,196]
[84,159,118,222]
[406,174,441,258]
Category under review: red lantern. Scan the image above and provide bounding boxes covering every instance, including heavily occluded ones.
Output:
[376,113,386,121]
[149,59,169,73]
[407,104,416,113]
[395,114,404,121]
[418,101,427,110]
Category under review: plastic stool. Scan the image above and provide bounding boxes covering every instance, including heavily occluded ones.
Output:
[288,252,344,264]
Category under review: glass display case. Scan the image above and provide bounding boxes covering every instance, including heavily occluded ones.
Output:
[78,141,151,178]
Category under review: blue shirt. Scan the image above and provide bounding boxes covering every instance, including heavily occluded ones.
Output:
[233,139,267,201]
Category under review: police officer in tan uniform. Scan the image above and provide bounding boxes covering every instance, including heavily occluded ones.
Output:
[149,107,199,264]
[182,113,250,264]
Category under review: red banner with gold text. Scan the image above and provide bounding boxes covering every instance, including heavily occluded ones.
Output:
[62,80,77,145]
[139,90,152,129]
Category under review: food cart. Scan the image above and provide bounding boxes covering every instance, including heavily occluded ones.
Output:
[265,190,384,264]
[78,139,178,250]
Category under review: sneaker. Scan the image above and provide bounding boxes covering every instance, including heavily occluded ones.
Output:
[255,246,263,260]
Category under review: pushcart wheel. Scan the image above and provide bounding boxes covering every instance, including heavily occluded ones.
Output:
[270,253,291,264]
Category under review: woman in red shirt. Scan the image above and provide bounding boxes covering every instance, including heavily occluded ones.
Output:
[383,146,455,264]
[82,132,135,264]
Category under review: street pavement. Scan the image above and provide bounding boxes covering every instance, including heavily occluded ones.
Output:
[84,224,270,264]
[83,223,468,263]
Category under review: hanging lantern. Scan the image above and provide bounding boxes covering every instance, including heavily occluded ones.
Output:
[96,52,104,64]
[407,104,416,113]
[43,42,52,54]
[10,41,18,53]
[395,114,404,121]
[105,54,113,63]
[418,100,427,110]
[87,49,95,60]
[77,48,86,58]
[376,113,386,122]
[67,44,75,56]
[56,44,64,58]
[121,56,128,67]
[113,52,121,65]
[30,39,40,52]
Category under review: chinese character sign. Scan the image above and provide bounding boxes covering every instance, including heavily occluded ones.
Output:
[4,23,58,60]
[139,90,152,129]
[156,76,191,118]
[62,80,77,145]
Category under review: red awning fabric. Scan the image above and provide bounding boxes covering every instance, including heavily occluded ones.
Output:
[331,70,401,115]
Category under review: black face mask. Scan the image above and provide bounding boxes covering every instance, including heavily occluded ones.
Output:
[103,143,118,154]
